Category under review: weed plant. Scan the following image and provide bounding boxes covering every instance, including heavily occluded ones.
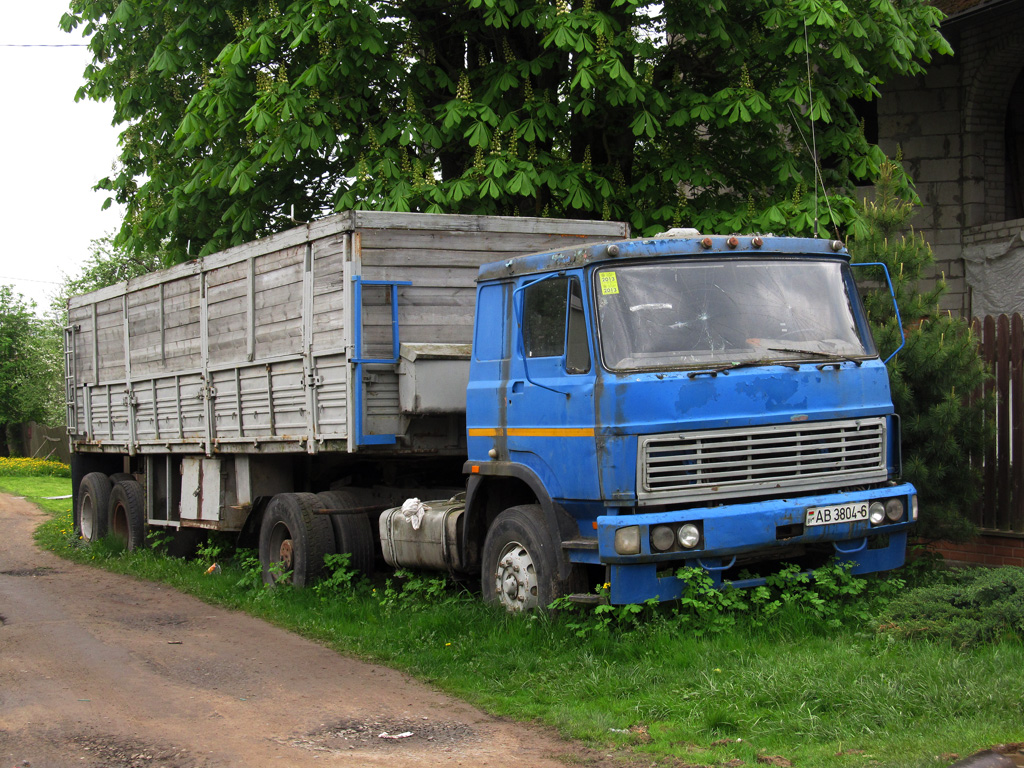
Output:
[548,561,907,640]
[30,504,1024,768]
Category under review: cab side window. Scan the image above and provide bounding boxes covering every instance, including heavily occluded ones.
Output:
[522,277,590,374]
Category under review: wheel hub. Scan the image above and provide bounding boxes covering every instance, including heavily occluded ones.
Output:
[81,497,95,540]
[279,539,293,570]
[111,503,126,540]
[494,541,538,611]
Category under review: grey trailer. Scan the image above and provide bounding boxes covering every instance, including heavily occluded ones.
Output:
[65,211,627,580]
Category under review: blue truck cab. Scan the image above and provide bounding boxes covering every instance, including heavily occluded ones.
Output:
[465,230,917,609]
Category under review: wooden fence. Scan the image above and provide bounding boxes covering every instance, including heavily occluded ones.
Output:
[971,314,1024,533]
[17,421,72,464]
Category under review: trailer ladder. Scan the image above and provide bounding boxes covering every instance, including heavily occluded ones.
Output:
[64,324,78,434]
[351,276,412,447]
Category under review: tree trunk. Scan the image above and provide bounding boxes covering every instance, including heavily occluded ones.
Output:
[4,422,25,457]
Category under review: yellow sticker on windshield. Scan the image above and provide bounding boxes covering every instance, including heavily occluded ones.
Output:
[600,272,619,295]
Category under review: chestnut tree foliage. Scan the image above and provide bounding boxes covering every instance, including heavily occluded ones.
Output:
[62,0,950,263]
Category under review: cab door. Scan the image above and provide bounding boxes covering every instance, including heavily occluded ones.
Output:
[504,274,600,501]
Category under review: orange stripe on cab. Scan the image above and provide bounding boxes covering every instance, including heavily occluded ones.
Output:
[469,427,595,437]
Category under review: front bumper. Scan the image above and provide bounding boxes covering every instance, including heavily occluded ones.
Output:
[591,484,915,604]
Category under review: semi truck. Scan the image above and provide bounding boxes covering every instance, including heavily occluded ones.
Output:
[66,211,917,610]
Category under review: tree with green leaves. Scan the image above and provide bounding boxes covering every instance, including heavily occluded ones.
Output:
[850,161,993,543]
[30,237,167,433]
[52,236,164,318]
[0,287,54,455]
[62,0,950,263]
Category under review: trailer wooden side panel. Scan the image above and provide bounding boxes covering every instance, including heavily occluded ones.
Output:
[66,212,628,456]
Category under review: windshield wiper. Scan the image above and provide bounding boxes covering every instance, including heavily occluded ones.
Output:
[687,358,799,379]
[767,347,864,368]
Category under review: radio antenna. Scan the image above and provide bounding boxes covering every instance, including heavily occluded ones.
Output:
[805,22,819,237]
[800,20,838,239]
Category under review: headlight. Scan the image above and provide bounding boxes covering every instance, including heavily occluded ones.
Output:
[614,526,641,555]
[885,498,904,522]
[869,501,886,525]
[651,525,675,552]
[911,494,919,521]
[678,523,701,549]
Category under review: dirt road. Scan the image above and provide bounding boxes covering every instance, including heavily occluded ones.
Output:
[0,493,609,768]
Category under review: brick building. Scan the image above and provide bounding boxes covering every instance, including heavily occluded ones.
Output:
[876,0,1024,318]
[876,0,1024,566]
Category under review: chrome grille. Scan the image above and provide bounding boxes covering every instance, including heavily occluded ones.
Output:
[638,417,887,505]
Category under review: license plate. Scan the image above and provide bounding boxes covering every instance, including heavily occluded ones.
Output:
[805,502,869,527]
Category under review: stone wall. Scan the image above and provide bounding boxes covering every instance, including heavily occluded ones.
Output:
[876,2,1024,318]
[877,58,966,314]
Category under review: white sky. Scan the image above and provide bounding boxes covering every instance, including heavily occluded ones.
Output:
[1,1,124,315]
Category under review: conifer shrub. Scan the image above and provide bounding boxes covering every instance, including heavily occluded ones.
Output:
[878,566,1024,647]
[848,160,994,543]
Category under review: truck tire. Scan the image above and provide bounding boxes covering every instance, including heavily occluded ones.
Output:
[481,504,584,612]
[317,491,375,575]
[78,472,112,543]
[108,480,146,551]
[259,492,334,587]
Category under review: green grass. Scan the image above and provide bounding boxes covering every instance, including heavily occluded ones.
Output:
[24,499,1024,768]
[0,476,73,515]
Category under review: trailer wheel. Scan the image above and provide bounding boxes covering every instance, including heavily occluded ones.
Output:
[108,480,146,551]
[259,493,334,587]
[317,491,375,575]
[482,505,583,612]
[78,472,112,543]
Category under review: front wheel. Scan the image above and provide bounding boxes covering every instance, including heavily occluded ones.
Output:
[258,493,335,587]
[481,505,583,612]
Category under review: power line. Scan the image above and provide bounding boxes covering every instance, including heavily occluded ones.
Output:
[0,44,88,48]
[0,276,62,286]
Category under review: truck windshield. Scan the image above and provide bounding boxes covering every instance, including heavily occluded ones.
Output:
[594,258,873,371]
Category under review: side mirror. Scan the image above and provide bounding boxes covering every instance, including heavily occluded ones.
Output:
[851,262,905,365]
